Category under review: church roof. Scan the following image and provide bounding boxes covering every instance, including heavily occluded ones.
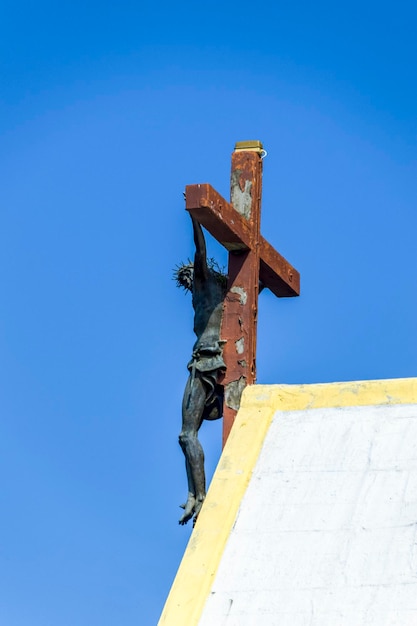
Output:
[159,378,417,625]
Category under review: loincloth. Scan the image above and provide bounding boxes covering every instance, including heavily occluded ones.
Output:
[187,344,226,407]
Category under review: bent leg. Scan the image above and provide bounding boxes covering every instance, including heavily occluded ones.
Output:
[178,374,207,525]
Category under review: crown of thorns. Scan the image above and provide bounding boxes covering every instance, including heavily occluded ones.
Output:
[173,258,227,292]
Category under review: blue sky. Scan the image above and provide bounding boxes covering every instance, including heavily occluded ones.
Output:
[1,2,416,624]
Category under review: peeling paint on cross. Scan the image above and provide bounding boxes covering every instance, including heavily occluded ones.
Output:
[186,141,300,446]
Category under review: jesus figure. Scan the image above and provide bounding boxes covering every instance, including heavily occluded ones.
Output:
[175,216,228,526]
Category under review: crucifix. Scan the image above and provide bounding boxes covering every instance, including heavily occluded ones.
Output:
[186,141,300,445]
[176,141,300,525]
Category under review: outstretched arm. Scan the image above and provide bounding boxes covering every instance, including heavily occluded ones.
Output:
[191,216,208,281]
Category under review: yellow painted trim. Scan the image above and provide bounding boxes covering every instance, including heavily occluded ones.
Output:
[158,377,417,625]
[251,377,417,412]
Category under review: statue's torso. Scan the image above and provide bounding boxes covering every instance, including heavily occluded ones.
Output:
[190,274,226,372]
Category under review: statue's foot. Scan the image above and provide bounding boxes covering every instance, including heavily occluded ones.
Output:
[179,494,196,525]
[179,494,206,526]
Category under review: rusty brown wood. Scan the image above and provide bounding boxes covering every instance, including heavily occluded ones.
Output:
[186,185,299,298]
[185,143,300,447]
[259,236,300,298]
[185,184,251,251]
[220,150,262,444]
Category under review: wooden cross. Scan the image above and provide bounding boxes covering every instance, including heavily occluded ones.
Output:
[186,141,300,446]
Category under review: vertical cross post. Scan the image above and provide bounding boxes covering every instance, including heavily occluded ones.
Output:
[185,140,300,448]
[221,143,263,445]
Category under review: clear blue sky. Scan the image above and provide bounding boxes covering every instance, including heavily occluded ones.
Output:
[1,2,416,624]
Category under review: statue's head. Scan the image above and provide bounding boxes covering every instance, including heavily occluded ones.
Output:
[174,262,194,292]
[174,259,228,294]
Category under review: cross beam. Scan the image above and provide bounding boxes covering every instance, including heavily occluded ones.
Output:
[186,142,300,445]
[186,183,299,298]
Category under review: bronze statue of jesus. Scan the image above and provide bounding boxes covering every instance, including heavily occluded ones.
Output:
[175,216,227,526]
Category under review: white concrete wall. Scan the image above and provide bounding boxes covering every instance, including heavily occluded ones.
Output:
[199,404,417,626]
